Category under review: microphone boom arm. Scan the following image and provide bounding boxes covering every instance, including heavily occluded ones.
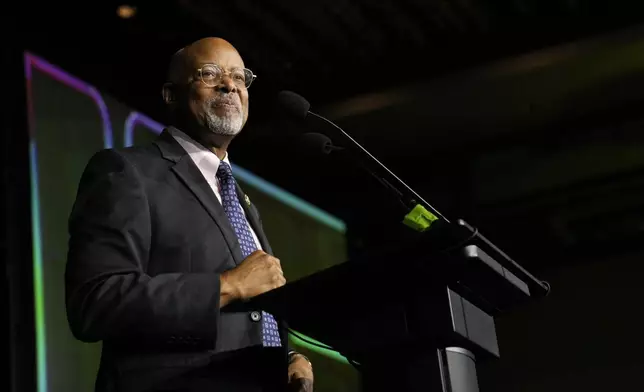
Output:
[308,111,450,228]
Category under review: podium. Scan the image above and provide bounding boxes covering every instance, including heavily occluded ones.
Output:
[248,219,550,392]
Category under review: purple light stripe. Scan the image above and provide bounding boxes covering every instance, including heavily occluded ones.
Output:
[24,52,114,149]
[124,111,164,146]
[24,51,117,392]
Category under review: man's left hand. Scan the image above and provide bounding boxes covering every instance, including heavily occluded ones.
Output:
[288,353,313,392]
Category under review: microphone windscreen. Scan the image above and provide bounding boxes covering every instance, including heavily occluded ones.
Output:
[277,91,310,120]
[299,132,334,155]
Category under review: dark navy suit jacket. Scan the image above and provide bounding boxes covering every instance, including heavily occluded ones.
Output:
[65,128,289,392]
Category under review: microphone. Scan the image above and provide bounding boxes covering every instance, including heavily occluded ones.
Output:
[277,91,552,298]
[277,91,310,120]
[299,133,344,155]
[277,92,554,298]
[277,90,448,224]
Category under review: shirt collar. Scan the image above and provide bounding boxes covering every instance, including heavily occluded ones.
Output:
[168,127,232,176]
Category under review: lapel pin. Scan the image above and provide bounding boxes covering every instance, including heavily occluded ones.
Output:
[245,194,251,206]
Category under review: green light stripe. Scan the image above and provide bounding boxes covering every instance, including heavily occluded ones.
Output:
[29,141,48,392]
[289,332,349,365]
[232,165,351,366]
[232,165,346,234]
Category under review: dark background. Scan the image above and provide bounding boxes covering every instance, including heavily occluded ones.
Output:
[5,1,644,391]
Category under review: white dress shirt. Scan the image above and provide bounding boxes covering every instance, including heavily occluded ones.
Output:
[169,127,263,251]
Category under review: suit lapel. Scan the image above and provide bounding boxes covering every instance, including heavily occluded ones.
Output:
[235,183,273,255]
[154,129,245,264]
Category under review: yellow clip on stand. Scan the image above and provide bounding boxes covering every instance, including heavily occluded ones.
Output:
[403,204,439,232]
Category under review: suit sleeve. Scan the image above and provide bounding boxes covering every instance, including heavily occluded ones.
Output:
[65,149,221,345]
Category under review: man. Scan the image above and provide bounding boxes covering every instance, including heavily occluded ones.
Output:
[65,37,314,392]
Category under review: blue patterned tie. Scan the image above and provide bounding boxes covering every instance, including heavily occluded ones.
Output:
[216,161,282,347]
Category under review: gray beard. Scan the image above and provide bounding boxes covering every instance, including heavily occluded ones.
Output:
[202,100,243,136]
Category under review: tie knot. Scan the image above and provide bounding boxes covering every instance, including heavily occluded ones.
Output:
[216,161,234,180]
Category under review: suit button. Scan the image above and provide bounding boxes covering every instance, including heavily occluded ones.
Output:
[250,311,262,322]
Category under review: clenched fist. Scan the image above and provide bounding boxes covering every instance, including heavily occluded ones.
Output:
[220,250,286,306]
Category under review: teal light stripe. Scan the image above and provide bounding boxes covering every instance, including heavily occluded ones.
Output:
[232,165,346,233]
[29,141,48,392]
[289,332,349,365]
[123,111,346,234]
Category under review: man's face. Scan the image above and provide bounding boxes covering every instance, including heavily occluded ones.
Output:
[181,44,249,137]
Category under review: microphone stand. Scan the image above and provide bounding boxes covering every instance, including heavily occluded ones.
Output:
[302,111,550,298]
[307,111,448,233]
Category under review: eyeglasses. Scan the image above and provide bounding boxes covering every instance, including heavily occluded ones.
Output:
[197,64,257,89]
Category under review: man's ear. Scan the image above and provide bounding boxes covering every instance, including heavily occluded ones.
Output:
[162,82,177,105]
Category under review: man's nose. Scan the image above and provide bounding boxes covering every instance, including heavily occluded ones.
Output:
[216,75,238,93]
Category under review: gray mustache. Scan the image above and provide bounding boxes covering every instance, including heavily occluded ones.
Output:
[208,96,240,107]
